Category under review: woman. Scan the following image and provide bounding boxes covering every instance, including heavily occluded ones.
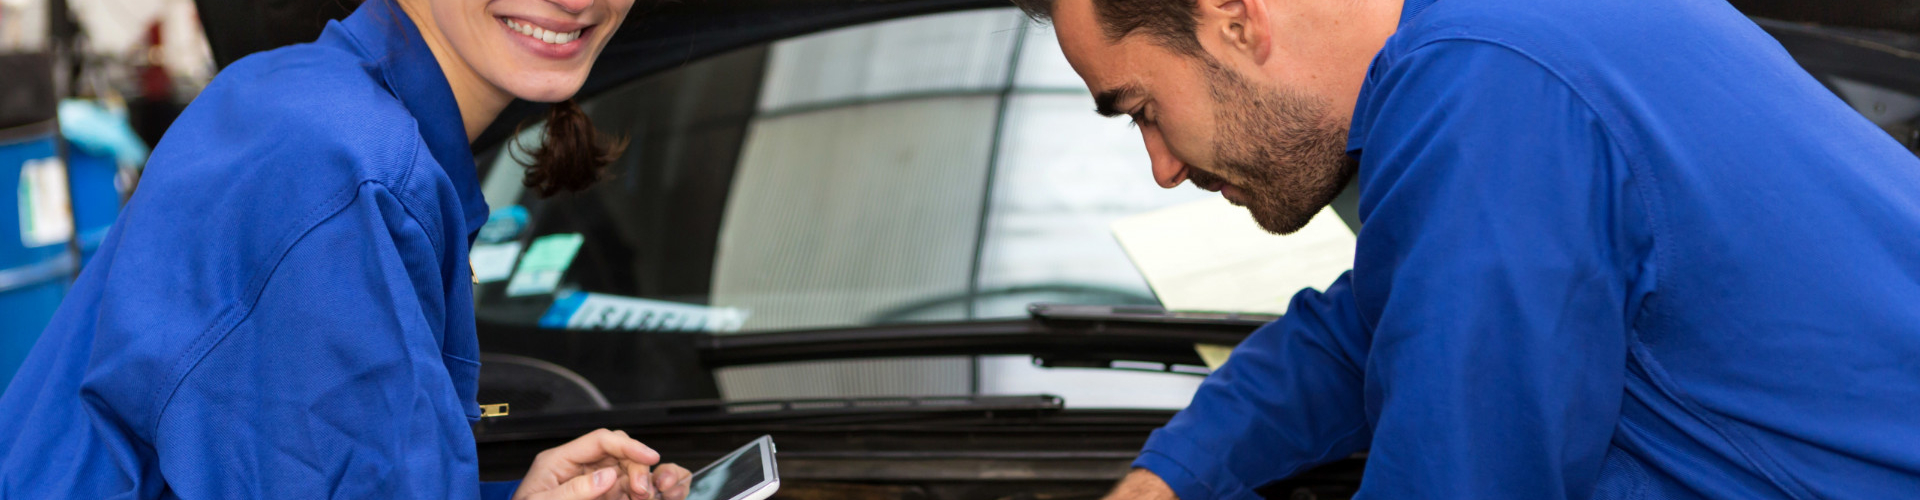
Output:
[0,0,691,498]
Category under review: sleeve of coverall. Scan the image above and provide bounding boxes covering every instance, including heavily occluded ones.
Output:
[1345,40,1637,499]
[1133,273,1377,500]
[152,183,487,499]
[483,480,525,500]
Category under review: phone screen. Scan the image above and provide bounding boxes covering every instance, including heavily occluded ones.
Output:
[684,441,768,500]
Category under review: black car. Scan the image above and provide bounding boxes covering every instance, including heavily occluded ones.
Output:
[196,1,1920,498]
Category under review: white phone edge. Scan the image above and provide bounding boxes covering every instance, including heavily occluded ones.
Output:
[736,479,780,500]
[697,435,777,500]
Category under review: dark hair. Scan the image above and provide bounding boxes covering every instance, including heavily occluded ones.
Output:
[517,100,626,196]
[378,0,619,195]
[1010,0,1204,56]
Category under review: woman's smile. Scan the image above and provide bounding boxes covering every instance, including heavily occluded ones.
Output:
[496,15,593,59]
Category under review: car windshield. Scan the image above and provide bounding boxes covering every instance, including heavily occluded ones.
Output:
[471,8,1354,410]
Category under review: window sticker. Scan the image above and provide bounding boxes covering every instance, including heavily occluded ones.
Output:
[540,292,750,333]
[468,241,523,284]
[505,233,584,297]
[18,157,73,248]
[476,205,529,244]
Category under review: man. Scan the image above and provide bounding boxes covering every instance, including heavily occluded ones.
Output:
[1010,0,1920,498]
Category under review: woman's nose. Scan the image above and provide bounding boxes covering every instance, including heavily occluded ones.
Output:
[548,0,593,14]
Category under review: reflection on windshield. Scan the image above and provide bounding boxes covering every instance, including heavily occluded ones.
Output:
[472,9,1210,335]
[468,8,1350,410]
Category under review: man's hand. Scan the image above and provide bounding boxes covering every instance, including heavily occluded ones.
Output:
[1104,468,1178,500]
[512,428,691,500]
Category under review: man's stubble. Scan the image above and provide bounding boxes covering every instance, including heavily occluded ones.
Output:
[1190,57,1358,235]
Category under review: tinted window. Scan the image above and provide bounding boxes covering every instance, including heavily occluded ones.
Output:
[473,10,1215,335]
[472,9,1351,410]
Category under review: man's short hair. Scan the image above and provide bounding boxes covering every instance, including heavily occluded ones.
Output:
[1011,0,1206,56]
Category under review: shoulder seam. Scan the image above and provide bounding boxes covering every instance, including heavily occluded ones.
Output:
[1387,30,1677,288]
[396,140,446,258]
[146,140,442,437]
[1383,36,1816,500]
[1392,35,1669,307]
[145,177,362,436]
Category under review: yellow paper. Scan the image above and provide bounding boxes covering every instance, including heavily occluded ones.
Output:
[1111,199,1356,315]
[1195,344,1236,370]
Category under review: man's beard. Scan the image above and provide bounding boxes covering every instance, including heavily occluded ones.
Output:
[1190,58,1358,235]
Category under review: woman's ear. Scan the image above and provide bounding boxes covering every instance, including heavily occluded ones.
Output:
[1204,0,1272,65]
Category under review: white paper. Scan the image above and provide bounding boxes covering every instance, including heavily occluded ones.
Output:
[468,242,522,284]
[1111,198,1356,315]
[18,157,73,248]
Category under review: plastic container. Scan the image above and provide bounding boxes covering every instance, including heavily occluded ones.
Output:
[64,141,122,264]
[0,122,74,387]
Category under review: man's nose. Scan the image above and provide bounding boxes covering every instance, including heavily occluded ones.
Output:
[1141,125,1188,188]
[549,0,592,14]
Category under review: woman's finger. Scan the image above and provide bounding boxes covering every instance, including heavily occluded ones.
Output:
[537,429,661,470]
[654,464,693,500]
[525,467,619,500]
[625,460,654,499]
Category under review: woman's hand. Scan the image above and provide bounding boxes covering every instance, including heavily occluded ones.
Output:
[651,463,693,500]
[512,428,683,500]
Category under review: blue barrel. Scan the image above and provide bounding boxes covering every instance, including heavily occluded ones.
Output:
[0,122,75,388]
[65,141,123,265]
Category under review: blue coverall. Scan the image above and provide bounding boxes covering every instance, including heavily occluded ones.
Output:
[1134,0,1920,498]
[0,1,518,498]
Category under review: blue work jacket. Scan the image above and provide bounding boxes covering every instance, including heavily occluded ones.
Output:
[1136,0,1920,498]
[0,1,520,498]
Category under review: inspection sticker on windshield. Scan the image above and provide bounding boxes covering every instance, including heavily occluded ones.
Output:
[18,157,73,248]
[505,233,584,296]
[469,241,522,284]
[540,292,750,333]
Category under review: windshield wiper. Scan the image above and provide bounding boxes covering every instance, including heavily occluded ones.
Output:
[473,394,1077,441]
[474,304,1276,411]
[1026,303,1278,325]
[699,304,1271,373]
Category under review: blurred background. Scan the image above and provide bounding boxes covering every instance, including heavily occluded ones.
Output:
[0,0,214,387]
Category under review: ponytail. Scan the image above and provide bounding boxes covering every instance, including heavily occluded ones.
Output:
[518,99,625,196]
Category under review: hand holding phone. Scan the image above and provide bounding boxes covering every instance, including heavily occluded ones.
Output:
[681,435,780,500]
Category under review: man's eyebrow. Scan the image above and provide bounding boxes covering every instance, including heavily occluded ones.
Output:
[1094,84,1142,118]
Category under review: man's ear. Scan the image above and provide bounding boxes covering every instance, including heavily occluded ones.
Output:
[1202,0,1271,64]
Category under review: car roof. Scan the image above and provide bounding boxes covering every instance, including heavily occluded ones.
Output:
[195,0,1920,150]
[193,0,1920,68]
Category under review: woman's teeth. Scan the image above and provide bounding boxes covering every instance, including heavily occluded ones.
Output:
[503,19,581,44]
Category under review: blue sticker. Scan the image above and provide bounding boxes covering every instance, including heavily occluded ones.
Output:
[539,291,591,329]
[476,205,530,244]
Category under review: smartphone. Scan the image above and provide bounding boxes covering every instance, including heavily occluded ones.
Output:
[680,435,779,500]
